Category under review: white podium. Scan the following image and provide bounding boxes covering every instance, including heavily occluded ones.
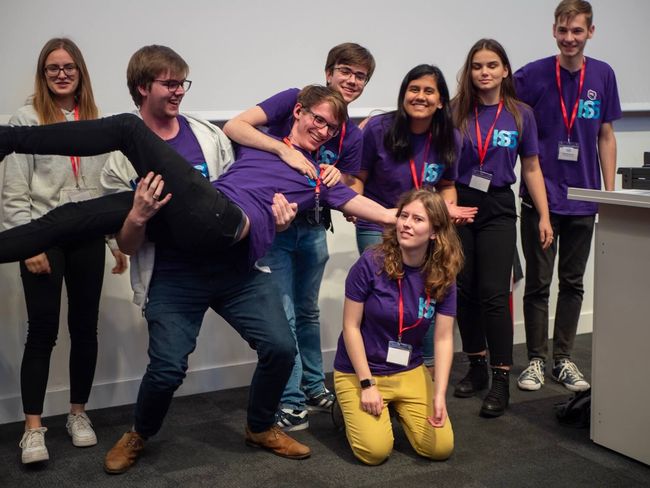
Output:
[568,188,650,465]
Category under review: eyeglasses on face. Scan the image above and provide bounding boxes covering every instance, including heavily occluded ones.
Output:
[154,79,192,92]
[333,66,369,84]
[303,107,340,137]
[44,64,78,77]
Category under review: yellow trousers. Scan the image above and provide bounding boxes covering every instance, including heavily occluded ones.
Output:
[334,365,454,465]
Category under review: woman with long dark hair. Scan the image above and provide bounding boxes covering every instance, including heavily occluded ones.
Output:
[451,39,552,417]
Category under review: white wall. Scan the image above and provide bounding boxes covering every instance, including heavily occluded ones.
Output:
[2,0,650,424]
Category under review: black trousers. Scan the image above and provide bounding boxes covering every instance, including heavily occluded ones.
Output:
[456,184,516,366]
[20,239,105,414]
[0,114,243,262]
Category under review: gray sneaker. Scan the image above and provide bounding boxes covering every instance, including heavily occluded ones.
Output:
[19,427,49,464]
[552,359,590,392]
[517,359,546,391]
[66,412,98,447]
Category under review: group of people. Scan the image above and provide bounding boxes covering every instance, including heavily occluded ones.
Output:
[0,0,619,473]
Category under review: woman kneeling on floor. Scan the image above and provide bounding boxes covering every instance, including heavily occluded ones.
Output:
[333,188,463,465]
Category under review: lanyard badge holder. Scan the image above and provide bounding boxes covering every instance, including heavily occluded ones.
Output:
[556,56,585,162]
[386,279,430,367]
[469,101,503,192]
[60,106,97,203]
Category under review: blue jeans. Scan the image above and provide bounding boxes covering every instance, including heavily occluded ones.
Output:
[134,247,296,436]
[355,227,434,366]
[258,219,329,410]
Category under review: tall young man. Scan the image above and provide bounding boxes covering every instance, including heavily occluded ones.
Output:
[224,43,375,430]
[514,0,621,392]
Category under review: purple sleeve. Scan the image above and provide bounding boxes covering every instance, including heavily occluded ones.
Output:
[345,251,377,302]
[435,283,457,317]
[518,105,539,157]
[360,117,380,171]
[323,181,358,209]
[257,88,300,126]
[338,124,362,174]
[513,66,531,105]
[601,67,622,123]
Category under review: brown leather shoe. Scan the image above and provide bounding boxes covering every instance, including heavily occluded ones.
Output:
[245,425,311,459]
[104,431,145,474]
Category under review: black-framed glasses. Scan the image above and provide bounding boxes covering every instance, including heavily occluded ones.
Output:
[44,64,78,77]
[333,66,369,84]
[303,108,340,137]
[154,79,192,92]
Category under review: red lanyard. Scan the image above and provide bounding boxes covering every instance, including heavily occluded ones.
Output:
[555,55,586,142]
[409,133,432,189]
[397,278,430,342]
[70,106,81,185]
[474,100,503,168]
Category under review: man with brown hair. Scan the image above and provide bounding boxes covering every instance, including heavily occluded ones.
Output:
[514,0,621,392]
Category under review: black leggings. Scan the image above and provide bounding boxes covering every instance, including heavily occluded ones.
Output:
[0,114,243,262]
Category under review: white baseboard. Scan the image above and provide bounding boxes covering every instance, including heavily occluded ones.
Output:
[0,313,593,425]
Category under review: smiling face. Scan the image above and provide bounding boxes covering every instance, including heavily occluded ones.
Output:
[291,101,339,152]
[471,49,509,100]
[326,63,369,104]
[403,75,443,126]
[44,48,79,106]
[396,199,436,254]
[139,69,186,120]
[553,13,594,62]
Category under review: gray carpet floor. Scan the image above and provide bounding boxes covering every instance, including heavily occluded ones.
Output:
[1,333,648,488]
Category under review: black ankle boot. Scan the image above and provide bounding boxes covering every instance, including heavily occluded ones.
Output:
[480,368,510,418]
[454,355,488,398]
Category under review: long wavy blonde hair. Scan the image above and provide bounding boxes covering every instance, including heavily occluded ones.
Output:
[33,38,98,125]
[376,189,463,302]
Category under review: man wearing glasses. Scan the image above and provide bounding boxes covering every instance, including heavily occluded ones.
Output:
[99,45,303,474]
[224,42,375,432]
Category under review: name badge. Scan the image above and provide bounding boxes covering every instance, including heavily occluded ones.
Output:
[558,142,580,162]
[60,187,97,204]
[469,169,493,192]
[386,341,412,366]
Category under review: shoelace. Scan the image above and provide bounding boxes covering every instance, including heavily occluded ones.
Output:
[20,427,47,448]
[557,361,584,382]
[523,361,545,381]
[69,413,92,431]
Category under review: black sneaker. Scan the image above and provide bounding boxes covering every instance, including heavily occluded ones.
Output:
[275,409,309,432]
[305,389,336,413]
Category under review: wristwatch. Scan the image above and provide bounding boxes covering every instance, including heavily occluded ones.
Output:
[360,378,376,389]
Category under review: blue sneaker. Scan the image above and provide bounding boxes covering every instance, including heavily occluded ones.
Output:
[306,388,336,413]
[552,359,590,392]
[275,409,309,432]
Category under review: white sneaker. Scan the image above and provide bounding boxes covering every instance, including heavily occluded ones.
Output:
[19,427,49,464]
[66,412,98,447]
[517,359,546,391]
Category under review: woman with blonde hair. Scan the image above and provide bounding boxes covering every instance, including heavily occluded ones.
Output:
[334,188,462,465]
[2,38,126,464]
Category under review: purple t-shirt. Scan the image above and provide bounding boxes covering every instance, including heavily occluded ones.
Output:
[258,87,362,175]
[333,249,457,375]
[514,56,622,215]
[357,113,460,232]
[457,103,538,188]
[167,115,209,179]
[214,141,357,264]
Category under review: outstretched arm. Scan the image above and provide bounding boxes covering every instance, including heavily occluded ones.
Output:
[339,194,396,227]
